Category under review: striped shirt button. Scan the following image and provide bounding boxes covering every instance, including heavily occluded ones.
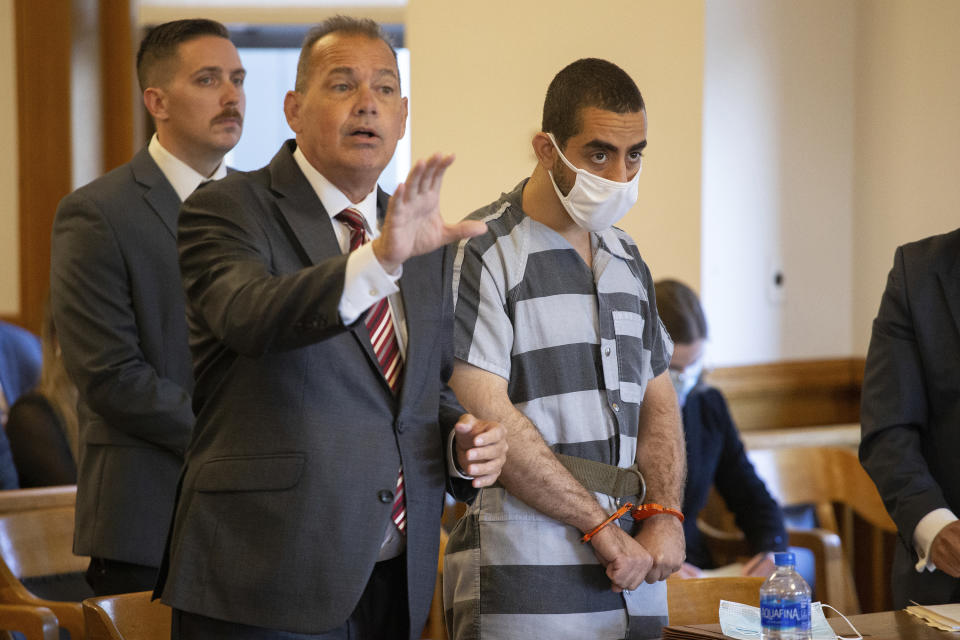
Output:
[604,347,612,356]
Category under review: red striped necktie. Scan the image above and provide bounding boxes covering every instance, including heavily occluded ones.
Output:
[335,207,406,534]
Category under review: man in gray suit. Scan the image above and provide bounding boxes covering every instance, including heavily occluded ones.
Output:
[50,19,245,595]
[860,227,960,607]
[157,16,507,640]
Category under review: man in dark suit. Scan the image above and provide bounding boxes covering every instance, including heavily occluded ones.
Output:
[49,19,245,596]
[157,16,507,640]
[860,227,960,607]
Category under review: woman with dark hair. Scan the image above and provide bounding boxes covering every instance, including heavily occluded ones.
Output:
[655,279,787,578]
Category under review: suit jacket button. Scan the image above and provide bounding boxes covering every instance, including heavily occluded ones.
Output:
[378,490,394,504]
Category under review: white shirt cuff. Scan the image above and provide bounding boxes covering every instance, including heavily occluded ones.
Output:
[447,428,474,480]
[339,243,402,325]
[913,508,959,572]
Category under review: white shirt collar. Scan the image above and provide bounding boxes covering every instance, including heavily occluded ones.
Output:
[147,134,228,202]
[292,145,380,235]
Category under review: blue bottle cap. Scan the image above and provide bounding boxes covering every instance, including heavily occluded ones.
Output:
[774,552,796,566]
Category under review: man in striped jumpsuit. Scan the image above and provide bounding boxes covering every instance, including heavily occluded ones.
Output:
[444,58,686,639]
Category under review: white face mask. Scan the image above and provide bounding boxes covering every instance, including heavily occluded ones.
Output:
[669,358,703,408]
[546,132,641,232]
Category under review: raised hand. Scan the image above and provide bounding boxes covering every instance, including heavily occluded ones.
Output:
[372,153,486,273]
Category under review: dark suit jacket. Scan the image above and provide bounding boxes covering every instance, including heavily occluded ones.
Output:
[860,227,960,607]
[681,385,787,569]
[158,141,469,636]
[50,147,195,567]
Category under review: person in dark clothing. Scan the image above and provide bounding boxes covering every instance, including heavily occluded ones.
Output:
[655,279,787,578]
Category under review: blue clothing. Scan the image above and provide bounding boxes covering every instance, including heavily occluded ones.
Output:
[0,320,42,410]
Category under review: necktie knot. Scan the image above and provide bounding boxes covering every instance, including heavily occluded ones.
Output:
[336,208,367,251]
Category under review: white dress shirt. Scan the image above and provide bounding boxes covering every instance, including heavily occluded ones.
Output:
[914,508,959,572]
[148,134,228,202]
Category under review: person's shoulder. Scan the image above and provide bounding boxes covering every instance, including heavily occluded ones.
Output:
[59,156,140,210]
[899,227,960,268]
[461,181,529,247]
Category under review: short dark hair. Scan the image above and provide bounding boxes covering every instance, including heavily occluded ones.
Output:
[295,16,398,93]
[654,279,708,345]
[136,19,230,91]
[542,58,645,148]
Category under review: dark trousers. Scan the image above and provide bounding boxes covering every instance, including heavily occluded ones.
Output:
[86,557,159,596]
[171,555,409,640]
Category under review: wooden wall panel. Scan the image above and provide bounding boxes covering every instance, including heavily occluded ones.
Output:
[707,357,865,431]
[14,0,73,334]
[99,0,135,172]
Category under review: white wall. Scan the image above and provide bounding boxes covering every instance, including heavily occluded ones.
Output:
[702,0,856,366]
[852,0,960,354]
[0,0,19,316]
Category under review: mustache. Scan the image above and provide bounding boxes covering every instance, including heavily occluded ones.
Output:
[211,108,243,125]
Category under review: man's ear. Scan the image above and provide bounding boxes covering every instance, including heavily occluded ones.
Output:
[531,132,557,169]
[283,90,302,133]
[143,88,167,121]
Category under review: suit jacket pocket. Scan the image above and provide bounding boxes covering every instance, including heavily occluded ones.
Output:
[195,453,306,492]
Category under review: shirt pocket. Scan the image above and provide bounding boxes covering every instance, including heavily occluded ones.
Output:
[612,310,649,404]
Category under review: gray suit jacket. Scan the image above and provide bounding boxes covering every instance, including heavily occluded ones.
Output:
[158,141,469,636]
[860,227,960,607]
[50,147,195,567]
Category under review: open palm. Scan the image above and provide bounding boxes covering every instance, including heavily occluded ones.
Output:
[373,154,486,272]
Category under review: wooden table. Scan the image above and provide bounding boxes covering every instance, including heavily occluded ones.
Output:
[663,610,954,640]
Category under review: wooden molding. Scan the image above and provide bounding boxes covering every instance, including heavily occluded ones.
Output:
[100,0,135,172]
[14,0,73,334]
[707,357,866,431]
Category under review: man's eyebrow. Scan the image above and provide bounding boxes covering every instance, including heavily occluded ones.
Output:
[190,66,223,77]
[630,140,648,152]
[583,139,619,153]
[327,66,356,77]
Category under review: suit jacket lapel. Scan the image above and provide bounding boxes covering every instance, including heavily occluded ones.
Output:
[270,142,398,392]
[269,141,342,265]
[937,236,960,340]
[130,148,181,239]
[397,252,435,408]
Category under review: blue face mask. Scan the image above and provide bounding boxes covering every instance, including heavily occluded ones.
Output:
[669,358,703,408]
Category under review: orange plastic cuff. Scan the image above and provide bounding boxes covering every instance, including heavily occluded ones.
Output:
[581,503,633,543]
[629,503,684,522]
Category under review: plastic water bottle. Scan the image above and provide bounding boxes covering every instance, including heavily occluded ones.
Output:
[759,551,812,640]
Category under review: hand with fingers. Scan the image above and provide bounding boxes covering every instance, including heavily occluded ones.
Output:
[930,520,960,577]
[589,523,655,592]
[372,153,487,273]
[453,414,508,488]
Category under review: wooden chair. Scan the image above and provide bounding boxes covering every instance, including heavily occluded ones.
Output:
[82,592,170,640]
[0,505,89,639]
[699,446,896,614]
[666,576,765,626]
[0,486,76,515]
[747,446,896,613]
[0,603,60,640]
[697,514,846,615]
